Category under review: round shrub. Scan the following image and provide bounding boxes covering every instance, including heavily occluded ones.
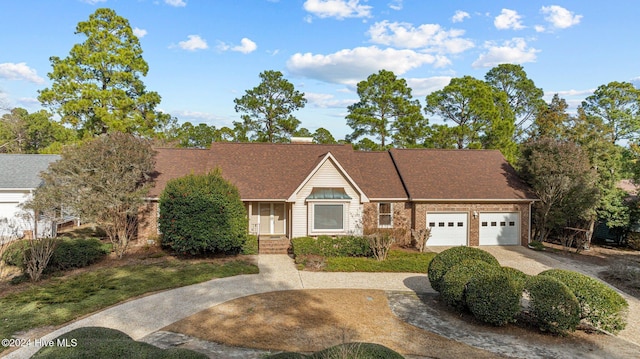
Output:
[1,240,29,268]
[501,266,529,292]
[466,270,523,326]
[312,342,404,359]
[540,269,628,333]
[427,246,500,292]
[159,169,248,255]
[525,275,581,334]
[266,352,309,359]
[48,238,109,272]
[440,259,496,309]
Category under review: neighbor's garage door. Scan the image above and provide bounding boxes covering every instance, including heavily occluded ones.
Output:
[479,213,520,245]
[426,213,467,246]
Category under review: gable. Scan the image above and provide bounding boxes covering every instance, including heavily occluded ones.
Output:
[287,153,368,203]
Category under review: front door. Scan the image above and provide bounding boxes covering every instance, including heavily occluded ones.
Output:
[258,203,286,235]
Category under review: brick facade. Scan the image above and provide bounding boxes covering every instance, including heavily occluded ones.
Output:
[137,200,159,241]
[414,202,531,246]
[363,202,413,245]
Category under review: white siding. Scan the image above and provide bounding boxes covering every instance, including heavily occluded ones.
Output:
[290,158,363,237]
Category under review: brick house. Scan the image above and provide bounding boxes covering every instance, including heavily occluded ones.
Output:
[138,142,536,249]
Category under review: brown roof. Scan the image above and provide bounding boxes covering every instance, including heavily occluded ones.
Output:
[148,143,535,202]
[148,143,405,200]
[389,148,536,201]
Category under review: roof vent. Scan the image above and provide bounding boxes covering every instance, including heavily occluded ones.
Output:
[290,137,313,144]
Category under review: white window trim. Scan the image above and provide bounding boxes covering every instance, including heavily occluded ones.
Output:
[378,202,393,228]
[308,201,349,235]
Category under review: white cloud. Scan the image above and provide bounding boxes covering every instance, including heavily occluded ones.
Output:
[540,5,582,29]
[133,27,147,38]
[406,76,452,97]
[217,38,258,54]
[232,38,257,54]
[367,21,474,54]
[303,0,372,19]
[165,0,186,7]
[534,25,546,33]
[388,0,403,11]
[287,46,438,86]
[494,9,524,30]
[178,35,208,51]
[451,10,470,23]
[472,38,539,68]
[0,62,45,84]
[305,92,355,108]
[80,0,107,4]
[172,110,230,125]
[549,89,595,97]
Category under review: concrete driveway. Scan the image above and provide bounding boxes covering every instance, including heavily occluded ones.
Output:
[4,246,639,358]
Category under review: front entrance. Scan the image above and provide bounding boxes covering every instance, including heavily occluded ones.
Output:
[259,203,286,236]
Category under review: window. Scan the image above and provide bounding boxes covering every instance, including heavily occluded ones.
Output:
[457,222,464,227]
[313,204,344,231]
[378,202,393,228]
[429,222,436,227]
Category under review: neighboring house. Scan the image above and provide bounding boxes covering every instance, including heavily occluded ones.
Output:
[0,154,60,239]
[138,142,537,249]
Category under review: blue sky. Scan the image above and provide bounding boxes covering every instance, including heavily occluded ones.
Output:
[1,0,638,140]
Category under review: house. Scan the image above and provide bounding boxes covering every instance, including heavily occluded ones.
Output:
[138,142,537,250]
[0,154,60,238]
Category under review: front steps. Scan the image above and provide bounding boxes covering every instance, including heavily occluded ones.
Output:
[258,236,291,254]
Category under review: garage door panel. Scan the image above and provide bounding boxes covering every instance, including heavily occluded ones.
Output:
[479,213,519,245]
[427,213,467,246]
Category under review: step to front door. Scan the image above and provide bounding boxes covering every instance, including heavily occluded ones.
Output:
[258,237,291,254]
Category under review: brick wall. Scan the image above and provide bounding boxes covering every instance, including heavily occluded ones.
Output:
[414,202,531,246]
[137,200,159,242]
[363,202,413,245]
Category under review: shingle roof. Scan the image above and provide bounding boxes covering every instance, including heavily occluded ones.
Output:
[0,154,60,189]
[389,148,536,200]
[148,143,536,202]
[148,143,402,200]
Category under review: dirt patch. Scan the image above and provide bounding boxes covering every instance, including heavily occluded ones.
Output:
[165,289,502,358]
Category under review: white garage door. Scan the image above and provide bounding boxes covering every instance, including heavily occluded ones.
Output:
[479,213,520,245]
[426,213,468,246]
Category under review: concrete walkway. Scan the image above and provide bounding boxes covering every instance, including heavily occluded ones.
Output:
[4,255,431,359]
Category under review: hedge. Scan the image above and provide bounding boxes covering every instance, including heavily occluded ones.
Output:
[159,169,247,255]
[466,269,523,326]
[266,343,403,359]
[525,275,581,334]
[1,238,109,273]
[540,269,628,333]
[440,259,496,309]
[427,246,500,292]
[501,266,529,292]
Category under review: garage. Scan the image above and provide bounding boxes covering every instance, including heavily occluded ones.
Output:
[426,212,468,246]
[479,212,520,245]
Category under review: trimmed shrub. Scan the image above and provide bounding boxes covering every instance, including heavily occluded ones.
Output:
[540,269,628,333]
[2,238,109,273]
[266,353,309,359]
[501,266,529,292]
[1,240,29,268]
[242,235,259,255]
[311,342,404,359]
[427,246,500,292]
[440,259,496,309]
[32,327,207,359]
[48,238,109,272]
[466,269,523,326]
[525,275,581,334]
[159,169,248,255]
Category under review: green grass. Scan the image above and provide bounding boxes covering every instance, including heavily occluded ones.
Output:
[325,250,435,272]
[32,327,208,359]
[0,259,257,349]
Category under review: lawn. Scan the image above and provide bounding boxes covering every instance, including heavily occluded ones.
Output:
[0,259,257,351]
[298,250,435,272]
